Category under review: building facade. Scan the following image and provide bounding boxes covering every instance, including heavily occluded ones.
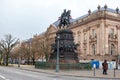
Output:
[41,5,120,61]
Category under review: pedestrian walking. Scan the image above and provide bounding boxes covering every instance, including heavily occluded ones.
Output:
[102,60,108,75]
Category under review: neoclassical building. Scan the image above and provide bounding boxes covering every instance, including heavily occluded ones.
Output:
[40,5,120,61]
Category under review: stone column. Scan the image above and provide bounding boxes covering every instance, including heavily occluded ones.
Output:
[87,27,90,55]
[117,26,120,55]
[105,25,109,54]
[99,20,105,55]
[97,24,100,55]
[81,29,84,54]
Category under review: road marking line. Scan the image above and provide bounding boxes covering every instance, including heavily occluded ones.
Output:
[0,75,6,79]
[0,75,10,80]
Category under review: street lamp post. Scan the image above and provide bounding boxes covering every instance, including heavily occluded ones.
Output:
[18,40,21,68]
[56,35,60,72]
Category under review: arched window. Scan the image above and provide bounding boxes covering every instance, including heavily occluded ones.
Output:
[92,44,96,55]
[111,44,115,55]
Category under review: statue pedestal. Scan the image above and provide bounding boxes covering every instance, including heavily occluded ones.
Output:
[49,29,79,64]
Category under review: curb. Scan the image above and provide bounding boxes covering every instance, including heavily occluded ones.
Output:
[17,67,120,79]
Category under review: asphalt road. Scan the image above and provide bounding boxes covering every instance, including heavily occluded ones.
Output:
[0,66,119,80]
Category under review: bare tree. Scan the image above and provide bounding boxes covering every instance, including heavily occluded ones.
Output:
[0,34,18,66]
[31,35,44,62]
[10,42,21,64]
[0,46,3,64]
[20,41,31,65]
[30,41,36,65]
[39,32,52,62]
[32,33,52,62]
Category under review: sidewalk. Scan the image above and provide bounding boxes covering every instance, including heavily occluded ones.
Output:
[9,64,120,79]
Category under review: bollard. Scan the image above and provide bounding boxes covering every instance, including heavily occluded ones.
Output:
[94,68,95,76]
[114,68,115,77]
[93,64,96,76]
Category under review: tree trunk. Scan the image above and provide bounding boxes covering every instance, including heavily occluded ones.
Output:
[32,57,35,65]
[6,53,9,66]
[45,53,49,62]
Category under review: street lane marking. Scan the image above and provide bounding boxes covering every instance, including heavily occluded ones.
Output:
[0,75,10,80]
[0,75,6,79]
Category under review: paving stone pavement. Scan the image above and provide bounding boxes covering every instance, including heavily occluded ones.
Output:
[9,64,120,79]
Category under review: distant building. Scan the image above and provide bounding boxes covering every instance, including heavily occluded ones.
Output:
[37,5,120,61]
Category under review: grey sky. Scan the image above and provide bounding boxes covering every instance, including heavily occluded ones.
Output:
[0,0,120,40]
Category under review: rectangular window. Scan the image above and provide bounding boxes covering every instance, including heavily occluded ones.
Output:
[84,33,87,41]
[109,29,114,38]
[84,49,87,54]
[78,35,80,43]
[92,29,96,38]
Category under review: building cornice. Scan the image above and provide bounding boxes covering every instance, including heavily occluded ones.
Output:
[70,11,120,29]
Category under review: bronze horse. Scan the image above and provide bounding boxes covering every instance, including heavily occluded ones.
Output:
[59,9,71,28]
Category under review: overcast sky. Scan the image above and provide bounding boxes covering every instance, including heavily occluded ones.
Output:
[0,0,120,40]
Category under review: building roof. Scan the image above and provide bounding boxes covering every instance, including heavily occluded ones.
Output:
[52,6,120,27]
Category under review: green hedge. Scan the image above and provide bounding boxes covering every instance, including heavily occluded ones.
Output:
[35,62,92,70]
